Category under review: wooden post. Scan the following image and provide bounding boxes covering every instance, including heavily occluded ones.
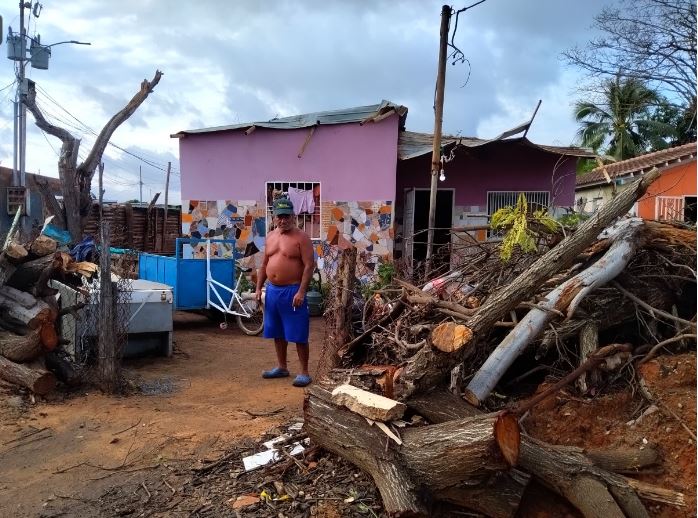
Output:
[97,221,119,392]
[97,162,120,392]
[161,162,171,253]
[144,192,160,253]
[322,247,357,375]
[426,5,451,274]
[124,202,134,247]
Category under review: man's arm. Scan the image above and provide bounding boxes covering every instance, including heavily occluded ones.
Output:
[293,234,316,307]
[255,234,272,301]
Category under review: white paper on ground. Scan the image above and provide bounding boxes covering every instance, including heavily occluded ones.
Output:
[242,442,305,472]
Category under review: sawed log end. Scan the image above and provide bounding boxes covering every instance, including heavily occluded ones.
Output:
[430,322,473,353]
[495,412,520,467]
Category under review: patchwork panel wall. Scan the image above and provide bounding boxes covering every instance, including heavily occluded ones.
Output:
[181,200,266,265]
[182,198,395,281]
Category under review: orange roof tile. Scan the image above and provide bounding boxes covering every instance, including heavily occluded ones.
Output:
[576,142,697,187]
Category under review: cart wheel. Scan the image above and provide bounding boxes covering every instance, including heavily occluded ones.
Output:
[219,322,228,330]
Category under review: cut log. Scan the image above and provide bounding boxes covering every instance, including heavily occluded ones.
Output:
[305,385,521,517]
[40,322,58,351]
[331,384,406,421]
[0,354,56,394]
[437,470,530,518]
[576,321,600,392]
[0,328,42,362]
[6,253,59,291]
[30,234,58,257]
[430,322,473,353]
[407,390,654,518]
[0,287,53,329]
[393,168,661,400]
[465,219,645,405]
[0,254,17,288]
[0,285,41,309]
[5,241,28,261]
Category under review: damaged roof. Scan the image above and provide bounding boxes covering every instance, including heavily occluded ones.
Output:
[576,142,697,187]
[398,130,595,161]
[172,100,408,138]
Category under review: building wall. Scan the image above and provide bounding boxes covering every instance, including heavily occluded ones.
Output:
[396,142,577,209]
[638,161,696,219]
[395,142,578,253]
[576,161,697,220]
[178,119,399,277]
[576,183,619,214]
[180,121,398,201]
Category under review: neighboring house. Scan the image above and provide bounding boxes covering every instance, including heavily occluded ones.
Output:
[173,101,593,277]
[576,142,697,223]
[0,166,62,235]
[395,132,594,266]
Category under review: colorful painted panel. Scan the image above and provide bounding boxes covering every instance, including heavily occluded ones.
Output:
[182,199,266,265]
[182,198,395,281]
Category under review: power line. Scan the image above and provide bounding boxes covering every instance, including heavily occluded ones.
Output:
[34,84,180,174]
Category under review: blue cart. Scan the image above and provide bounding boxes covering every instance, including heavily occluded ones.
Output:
[139,238,237,310]
[138,238,264,334]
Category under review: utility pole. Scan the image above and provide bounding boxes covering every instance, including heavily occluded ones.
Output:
[425,4,451,274]
[139,166,143,203]
[7,1,90,232]
[161,161,170,252]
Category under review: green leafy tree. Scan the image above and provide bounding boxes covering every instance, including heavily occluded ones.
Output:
[646,97,697,148]
[573,76,675,160]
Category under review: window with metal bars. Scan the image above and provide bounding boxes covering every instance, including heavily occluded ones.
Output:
[265,181,321,239]
[486,191,550,238]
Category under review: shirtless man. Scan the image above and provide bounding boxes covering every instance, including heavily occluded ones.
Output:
[255,197,315,387]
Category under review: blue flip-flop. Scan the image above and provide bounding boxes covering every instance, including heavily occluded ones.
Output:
[292,374,312,387]
[262,367,290,379]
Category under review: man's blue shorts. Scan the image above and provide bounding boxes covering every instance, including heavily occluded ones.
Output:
[263,282,310,344]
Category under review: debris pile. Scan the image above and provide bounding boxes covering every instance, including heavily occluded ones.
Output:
[310,169,697,517]
[0,220,97,396]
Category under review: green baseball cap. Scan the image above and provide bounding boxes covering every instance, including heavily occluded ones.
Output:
[273,197,294,216]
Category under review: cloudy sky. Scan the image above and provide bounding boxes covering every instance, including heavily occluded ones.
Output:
[0,0,610,204]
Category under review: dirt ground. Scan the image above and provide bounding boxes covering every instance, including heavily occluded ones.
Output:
[0,312,323,518]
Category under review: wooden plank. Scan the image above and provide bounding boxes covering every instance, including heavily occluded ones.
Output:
[331,384,406,422]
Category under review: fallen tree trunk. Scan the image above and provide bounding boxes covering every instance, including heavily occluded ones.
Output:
[406,390,678,518]
[465,219,645,404]
[305,385,522,517]
[0,354,56,394]
[0,328,42,362]
[392,168,661,400]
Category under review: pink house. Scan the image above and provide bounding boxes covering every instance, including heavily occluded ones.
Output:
[172,101,592,276]
[173,102,405,278]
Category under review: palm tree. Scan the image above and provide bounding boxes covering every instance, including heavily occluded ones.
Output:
[573,76,674,160]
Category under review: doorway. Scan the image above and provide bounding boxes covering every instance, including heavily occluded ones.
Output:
[404,188,454,268]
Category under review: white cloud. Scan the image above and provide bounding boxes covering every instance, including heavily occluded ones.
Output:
[0,0,615,202]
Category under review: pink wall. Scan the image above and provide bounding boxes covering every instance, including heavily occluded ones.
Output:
[396,141,578,208]
[179,118,399,201]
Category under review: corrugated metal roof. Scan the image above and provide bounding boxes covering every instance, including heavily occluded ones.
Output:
[172,100,408,138]
[398,130,595,160]
[576,142,697,187]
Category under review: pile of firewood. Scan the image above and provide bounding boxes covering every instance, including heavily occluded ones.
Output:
[0,230,97,396]
[309,168,697,517]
